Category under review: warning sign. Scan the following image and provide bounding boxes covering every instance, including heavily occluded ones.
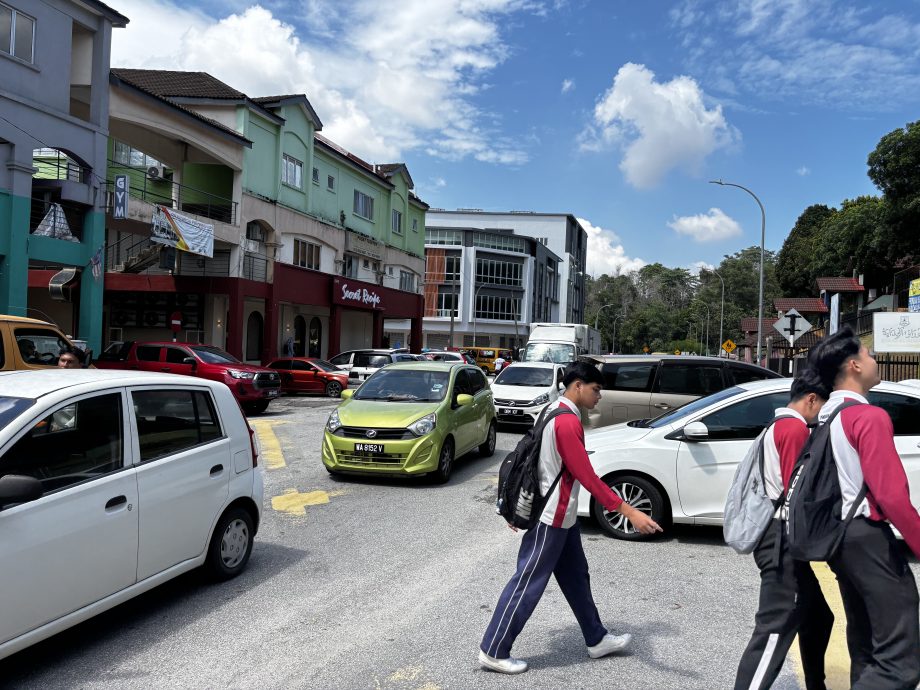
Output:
[722,339,737,354]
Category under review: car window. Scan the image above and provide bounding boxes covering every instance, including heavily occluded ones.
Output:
[353,369,450,401]
[190,346,239,364]
[14,327,70,367]
[728,365,773,385]
[132,390,223,462]
[329,352,352,365]
[647,386,745,428]
[292,360,313,371]
[354,353,389,368]
[98,341,134,362]
[657,364,724,396]
[699,392,791,440]
[867,391,920,435]
[0,393,123,494]
[312,359,338,372]
[164,347,191,364]
[601,363,657,392]
[269,360,292,370]
[469,368,487,393]
[136,345,161,362]
[495,366,554,387]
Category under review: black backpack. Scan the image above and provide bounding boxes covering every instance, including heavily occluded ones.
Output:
[496,407,575,530]
[785,400,867,561]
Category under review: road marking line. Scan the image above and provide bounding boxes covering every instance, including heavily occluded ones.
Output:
[790,562,850,689]
[249,419,288,470]
[271,488,347,515]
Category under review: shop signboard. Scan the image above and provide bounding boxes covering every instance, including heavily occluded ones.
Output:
[333,277,384,310]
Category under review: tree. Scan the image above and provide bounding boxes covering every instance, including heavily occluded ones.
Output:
[776,205,836,295]
[867,121,920,268]
[810,196,892,287]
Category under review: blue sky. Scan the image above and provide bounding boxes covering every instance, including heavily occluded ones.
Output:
[108,0,920,278]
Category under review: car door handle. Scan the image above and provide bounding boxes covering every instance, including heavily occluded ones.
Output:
[653,403,671,410]
[105,495,127,510]
[210,464,224,477]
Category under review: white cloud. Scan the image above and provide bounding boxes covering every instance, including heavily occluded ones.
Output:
[561,78,574,94]
[578,217,647,277]
[110,1,536,164]
[689,260,715,275]
[579,63,739,188]
[433,177,447,188]
[796,166,810,176]
[668,208,742,242]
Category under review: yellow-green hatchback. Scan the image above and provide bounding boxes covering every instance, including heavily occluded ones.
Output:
[322,362,497,483]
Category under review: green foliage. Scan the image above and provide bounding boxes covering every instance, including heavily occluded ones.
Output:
[776,205,836,295]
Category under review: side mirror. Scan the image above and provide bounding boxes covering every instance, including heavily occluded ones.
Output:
[456,394,473,407]
[340,389,354,400]
[0,474,43,509]
[83,349,94,368]
[682,421,709,441]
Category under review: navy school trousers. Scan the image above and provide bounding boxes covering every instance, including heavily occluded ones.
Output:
[481,521,608,660]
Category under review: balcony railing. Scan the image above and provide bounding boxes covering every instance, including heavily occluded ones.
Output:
[243,253,268,282]
[33,151,90,183]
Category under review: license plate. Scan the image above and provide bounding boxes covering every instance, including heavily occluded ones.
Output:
[266,389,279,397]
[499,408,522,415]
[354,443,384,453]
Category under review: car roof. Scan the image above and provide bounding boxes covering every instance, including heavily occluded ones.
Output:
[734,377,920,396]
[383,361,469,372]
[0,369,222,399]
[500,362,559,370]
[583,354,779,372]
[0,315,57,326]
[128,341,221,347]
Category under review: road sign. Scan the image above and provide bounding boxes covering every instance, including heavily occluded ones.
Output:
[170,311,183,333]
[643,346,650,353]
[722,339,736,354]
[773,308,813,345]
[674,349,681,355]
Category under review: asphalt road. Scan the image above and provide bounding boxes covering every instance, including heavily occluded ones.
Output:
[2,396,917,689]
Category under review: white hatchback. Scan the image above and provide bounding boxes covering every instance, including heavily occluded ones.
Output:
[579,378,920,540]
[0,370,264,661]
[491,362,567,426]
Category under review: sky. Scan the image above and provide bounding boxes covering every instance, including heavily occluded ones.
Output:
[107,0,920,280]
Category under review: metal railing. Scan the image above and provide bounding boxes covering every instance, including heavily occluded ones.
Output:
[33,151,89,183]
[243,254,268,282]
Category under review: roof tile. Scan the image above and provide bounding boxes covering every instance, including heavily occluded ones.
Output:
[817,276,865,292]
[773,297,829,313]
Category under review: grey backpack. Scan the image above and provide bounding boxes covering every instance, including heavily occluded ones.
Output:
[723,416,795,554]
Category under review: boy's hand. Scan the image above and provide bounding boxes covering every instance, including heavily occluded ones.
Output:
[619,505,663,535]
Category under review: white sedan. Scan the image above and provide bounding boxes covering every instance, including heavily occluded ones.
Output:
[579,378,920,540]
[0,370,264,661]
[490,362,567,426]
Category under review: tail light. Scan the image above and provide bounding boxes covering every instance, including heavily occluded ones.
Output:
[247,422,259,467]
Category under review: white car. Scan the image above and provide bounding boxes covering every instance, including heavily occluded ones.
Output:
[0,370,264,661]
[491,362,567,426]
[578,378,920,540]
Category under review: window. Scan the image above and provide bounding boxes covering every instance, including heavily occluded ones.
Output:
[468,368,487,394]
[269,360,292,370]
[0,4,34,63]
[353,190,375,220]
[112,141,164,170]
[246,221,265,242]
[700,392,791,440]
[656,364,724,396]
[14,328,69,367]
[132,390,223,462]
[282,154,303,189]
[601,363,657,392]
[292,360,314,371]
[363,258,370,269]
[425,229,462,246]
[412,218,418,232]
[399,270,415,292]
[312,166,319,184]
[475,258,524,287]
[164,347,192,364]
[445,256,461,282]
[354,353,390,368]
[329,352,352,366]
[867,392,920,436]
[436,292,458,317]
[293,239,321,270]
[391,209,403,234]
[344,254,358,278]
[0,393,123,494]
[135,345,161,362]
[327,174,335,191]
[472,232,526,253]
[475,294,521,321]
[728,365,775,385]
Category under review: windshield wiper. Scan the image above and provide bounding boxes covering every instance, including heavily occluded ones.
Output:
[627,419,650,428]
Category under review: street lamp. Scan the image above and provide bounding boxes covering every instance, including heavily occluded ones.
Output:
[710,269,725,357]
[710,179,766,363]
[594,303,616,331]
[612,313,625,354]
[692,301,710,356]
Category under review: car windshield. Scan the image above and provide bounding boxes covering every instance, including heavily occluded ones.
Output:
[354,370,450,402]
[643,386,744,428]
[521,342,575,364]
[494,366,554,387]
[311,359,339,372]
[191,346,241,364]
[0,396,35,427]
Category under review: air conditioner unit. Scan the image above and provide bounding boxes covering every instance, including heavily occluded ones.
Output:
[146,165,164,180]
[242,238,259,253]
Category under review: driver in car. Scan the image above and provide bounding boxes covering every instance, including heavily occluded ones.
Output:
[17,339,43,364]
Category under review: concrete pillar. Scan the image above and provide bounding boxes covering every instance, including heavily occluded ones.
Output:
[263,285,279,364]
[227,282,244,358]
[328,303,341,357]
[77,210,105,353]
[0,157,36,316]
[372,310,383,348]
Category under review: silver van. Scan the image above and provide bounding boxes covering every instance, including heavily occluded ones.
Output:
[328,348,410,383]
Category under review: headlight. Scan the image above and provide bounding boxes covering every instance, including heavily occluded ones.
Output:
[529,393,550,406]
[408,412,437,437]
[228,369,255,379]
[327,408,341,432]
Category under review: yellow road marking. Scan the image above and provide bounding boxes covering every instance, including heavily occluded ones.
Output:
[388,666,423,682]
[249,419,288,470]
[271,488,346,515]
[790,562,850,688]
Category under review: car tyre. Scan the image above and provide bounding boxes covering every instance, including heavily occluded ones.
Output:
[593,474,666,541]
[325,380,343,398]
[431,438,455,484]
[205,507,254,581]
[479,420,497,457]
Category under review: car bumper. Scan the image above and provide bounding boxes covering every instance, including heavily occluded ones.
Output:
[231,382,281,402]
[322,430,440,475]
[494,402,548,425]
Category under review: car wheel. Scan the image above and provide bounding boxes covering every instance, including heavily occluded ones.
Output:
[592,474,665,541]
[325,380,343,398]
[205,507,254,580]
[431,438,455,484]
[479,420,497,457]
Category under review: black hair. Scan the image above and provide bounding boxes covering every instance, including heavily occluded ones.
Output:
[789,367,829,402]
[562,361,603,388]
[59,345,85,364]
[807,326,861,391]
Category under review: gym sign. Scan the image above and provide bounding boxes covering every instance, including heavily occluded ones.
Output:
[333,278,383,310]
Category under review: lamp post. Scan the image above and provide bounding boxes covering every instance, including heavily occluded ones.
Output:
[612,313,625,354]
[710,179,766,363]
[692,301,710,356]
[711,269,725,357]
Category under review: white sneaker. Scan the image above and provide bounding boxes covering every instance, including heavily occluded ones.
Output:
[587,632,632,659]
[478,650,529,674]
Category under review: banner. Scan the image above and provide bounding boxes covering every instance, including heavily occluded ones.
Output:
[829,293,840,334]
[151,205,214,258]
[873,312,920,353]
[909,278,920,313]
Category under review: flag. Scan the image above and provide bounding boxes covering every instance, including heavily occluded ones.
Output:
[89,245,103,282]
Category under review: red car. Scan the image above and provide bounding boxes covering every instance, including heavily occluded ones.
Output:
[95,340,281,413]
[266,357,349,397]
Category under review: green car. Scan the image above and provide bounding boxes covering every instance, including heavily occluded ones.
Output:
[322,362,497,483]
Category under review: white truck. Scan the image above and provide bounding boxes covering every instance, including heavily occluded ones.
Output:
[520,322,601,365]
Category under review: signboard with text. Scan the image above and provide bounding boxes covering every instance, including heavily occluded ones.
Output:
[909,278,920,313]
[333,278,384,310]
[873,312,920,353]
[113,175,128,219]
[150,205,214,258]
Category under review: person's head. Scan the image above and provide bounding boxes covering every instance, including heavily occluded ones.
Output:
[788,368,829,423]
[561,361,604,409]
[808,326,879,395]
[18,339,35,357]
[58,346,85,369]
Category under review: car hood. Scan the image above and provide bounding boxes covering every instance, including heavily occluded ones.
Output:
[585,422,654,450]
[338,399,441,428]
[221,363,274,373]
[490,383,551,401]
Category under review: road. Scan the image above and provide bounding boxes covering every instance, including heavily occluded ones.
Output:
[1,395,916,689]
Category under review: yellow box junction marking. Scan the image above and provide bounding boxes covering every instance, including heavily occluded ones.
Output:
[271,488,347,515]
[249,419,288,470]
[790,562,850,688]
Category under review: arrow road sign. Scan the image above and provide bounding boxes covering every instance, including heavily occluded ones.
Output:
[773,308,813,345]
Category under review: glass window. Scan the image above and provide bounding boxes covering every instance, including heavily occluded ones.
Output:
[329,352,352,365]
[399,270,415,292]
[469,369,487,393]
[494,366,554,387]
[190,346,239,364]
[327,175,335,191]
[164,347,191,364]
[0,7,11,55]
[867,391,920,436]
[353,190,375,220]
[312,167,319,184]
[657,364,725,396]
[13,10,32,62]
[700,392,791,440]
[293,239,320,270]
[355,369,450,401]
[132,390,223,462]
[14,327,70,367]
[412,218,418,232]
[425,229,462,246]
[391,210,403,234]
[601,363,657,391]
[0,393,123,494]
[135,346,161,362]
[354,353,390,368]
[282,154,303,188]
[291,360,314,371]
[269,360,292,370]
[729,365,774,385]
[453,370,473,397]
